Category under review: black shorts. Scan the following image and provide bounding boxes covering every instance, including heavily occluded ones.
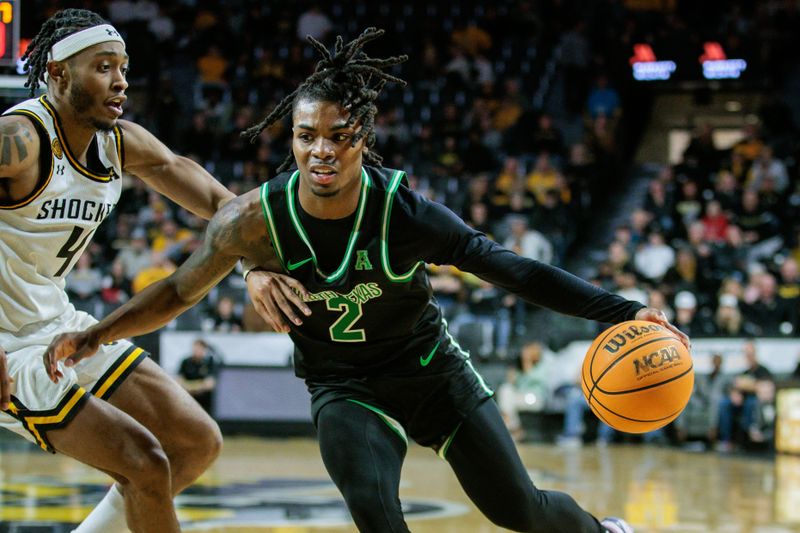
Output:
[306,340,494,451]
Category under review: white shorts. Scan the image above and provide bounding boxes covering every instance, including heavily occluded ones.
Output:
[0,305,147,453]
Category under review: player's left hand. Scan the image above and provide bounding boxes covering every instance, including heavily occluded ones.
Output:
[635,307,691,350]
[43,331,100,383]
[246,270,311,333]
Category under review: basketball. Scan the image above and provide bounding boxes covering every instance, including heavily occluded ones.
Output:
[581,320,694,434]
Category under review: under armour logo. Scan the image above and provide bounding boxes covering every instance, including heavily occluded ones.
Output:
[55,165,65,175]
[105,29,120,37]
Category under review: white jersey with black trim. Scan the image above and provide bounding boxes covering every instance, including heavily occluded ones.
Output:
[0,96,123,332]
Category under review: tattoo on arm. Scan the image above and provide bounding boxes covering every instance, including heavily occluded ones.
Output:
[0,122,33,166]
[173,200,250,304]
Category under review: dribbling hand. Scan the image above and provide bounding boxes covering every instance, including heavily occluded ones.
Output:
[246,270,311,333]
[634,307,691,350]
[43,331,100,383]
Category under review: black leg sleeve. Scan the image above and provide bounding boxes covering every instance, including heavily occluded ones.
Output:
[446,399,604,533]
[317,400,410,533]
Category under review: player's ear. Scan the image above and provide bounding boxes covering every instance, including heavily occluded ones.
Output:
[46,61,68,88]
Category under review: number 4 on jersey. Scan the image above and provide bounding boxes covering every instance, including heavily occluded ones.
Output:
[54,225,94,277]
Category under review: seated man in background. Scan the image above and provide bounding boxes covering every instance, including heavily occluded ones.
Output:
[177,339,221,413]
[497,341,553,441]
[717,339,774,452]
[673,353,730,448]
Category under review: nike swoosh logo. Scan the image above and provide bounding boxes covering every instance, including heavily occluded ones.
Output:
[286,257,313,271]
[419,341,440,367]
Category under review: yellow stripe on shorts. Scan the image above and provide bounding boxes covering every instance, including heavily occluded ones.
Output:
[93,347,145,399]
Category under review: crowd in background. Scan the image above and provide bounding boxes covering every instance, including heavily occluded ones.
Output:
[19,1,800,451]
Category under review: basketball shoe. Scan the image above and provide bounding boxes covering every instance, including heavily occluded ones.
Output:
[601,516,634,533]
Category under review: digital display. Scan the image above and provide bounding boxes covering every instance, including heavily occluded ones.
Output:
[0,1,19,67]
[630,41,748,83]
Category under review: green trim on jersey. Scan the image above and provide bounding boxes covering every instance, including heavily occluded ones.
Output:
[437,422,462,460]
[260,181,287,271]
[347,399,408,445]
[287,167,371,283]
[442,318,494,396]
[380,170,424,283]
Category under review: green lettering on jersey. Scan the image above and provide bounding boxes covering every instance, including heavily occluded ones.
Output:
[355,250,373,271]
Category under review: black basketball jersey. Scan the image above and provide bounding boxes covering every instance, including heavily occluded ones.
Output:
[260,165,644,379]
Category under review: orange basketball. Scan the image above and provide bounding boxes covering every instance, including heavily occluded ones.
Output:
[581,320,694,433]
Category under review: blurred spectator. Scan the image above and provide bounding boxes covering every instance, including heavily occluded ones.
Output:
[672,290,705,337]
[673,179,703,230]
[777,258,800,330]
[717,340,774,452]
[644,179,675,237]
[634,230,675,282]
[732,124,764,162]
[177,339,220,413]
[682,124,720,183]
[586,74,621,121]
[715,294,744,336]
[497,341,553,441]
[116,227,151,281]
[197,45,229,85]
[530,114,564,158]
[531,189,574,264]
[701,200,730,243]
[713,170,740,214]
[675,353,729,445]
[132,252,176,294]
[66,254,103,306]
[205,295,243,333]
[503,215,553,264]
[151,219,195,255]
[736,189,781,247]
[741,271,791,336]
[526,153,568,205]
[614,271,647,306]
[747,146,788,193]
[296,4,332,41]
[560,19,591,114]
[101,260,132,307]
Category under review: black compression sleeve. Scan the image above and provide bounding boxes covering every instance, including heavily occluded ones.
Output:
[413,197,645,324]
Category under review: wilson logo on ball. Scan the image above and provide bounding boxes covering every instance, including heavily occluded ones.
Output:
[632,345,682,376]
[602,323,664,354]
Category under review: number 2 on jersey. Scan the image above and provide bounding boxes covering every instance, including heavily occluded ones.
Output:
[55,225,94,277]
[326,296,366,342]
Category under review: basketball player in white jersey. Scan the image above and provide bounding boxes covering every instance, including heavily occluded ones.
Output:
[0,8,308,533]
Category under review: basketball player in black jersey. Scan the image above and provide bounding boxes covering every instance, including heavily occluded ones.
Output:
[46,29,689,533]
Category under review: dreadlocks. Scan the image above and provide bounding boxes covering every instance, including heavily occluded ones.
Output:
[243,27,408,172]
[22,9,108,96]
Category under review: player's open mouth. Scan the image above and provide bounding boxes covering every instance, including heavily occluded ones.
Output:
[105,96,126,117]
[310,167,337,184]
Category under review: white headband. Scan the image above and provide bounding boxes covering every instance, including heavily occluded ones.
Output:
[49,24,125,61]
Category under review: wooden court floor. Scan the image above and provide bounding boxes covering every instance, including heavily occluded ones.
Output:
[0,436,797,532]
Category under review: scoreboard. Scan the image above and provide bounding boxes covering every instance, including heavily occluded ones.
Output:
[0,1,18,67]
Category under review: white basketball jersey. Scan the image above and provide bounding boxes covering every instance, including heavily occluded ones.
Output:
[0,96,123,332]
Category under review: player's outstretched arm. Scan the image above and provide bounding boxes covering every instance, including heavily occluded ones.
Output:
[118,119,234,219]
[44,191,274,381]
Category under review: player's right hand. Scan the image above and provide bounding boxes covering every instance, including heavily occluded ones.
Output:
[43,331,100,383]
[246,270,311,333]
[0,347,13,410]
